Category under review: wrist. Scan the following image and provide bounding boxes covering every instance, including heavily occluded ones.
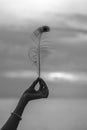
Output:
[13,97,28,116]
[11,112,22,120]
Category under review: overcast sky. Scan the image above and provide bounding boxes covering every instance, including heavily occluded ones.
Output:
[0,0,87,98]
[0,0,87,25]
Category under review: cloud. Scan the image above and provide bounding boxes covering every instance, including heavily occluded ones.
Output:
[0,0,52,25]
[0,0,71,25]
[2,71,37,78]
[2,71,87,84]
[61,33,87,44]
[0,0,87,26]
[66,19,87,30]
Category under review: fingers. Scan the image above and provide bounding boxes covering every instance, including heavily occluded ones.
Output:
[41,87,49,98]
[30,77,47,90]
[22,78,49,102]
[38,78,49,98]
[28,88,49,100]
[30,78,49,98]
[39,78,48,90]
[30,77,40,89]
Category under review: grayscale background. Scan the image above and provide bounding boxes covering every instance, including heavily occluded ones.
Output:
[0,0,87,130]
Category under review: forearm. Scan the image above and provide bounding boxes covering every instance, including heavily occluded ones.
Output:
[1,97,28,130]
[13,97,28,116]
[0,78,49,130]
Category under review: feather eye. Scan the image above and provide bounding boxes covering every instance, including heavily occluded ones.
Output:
[31,26,50,44]
[28,26,50,77]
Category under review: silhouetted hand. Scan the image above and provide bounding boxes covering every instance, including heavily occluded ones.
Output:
[0,78,49,130]
[21,78,49,103]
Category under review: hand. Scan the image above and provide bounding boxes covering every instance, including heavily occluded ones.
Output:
[21,77,49,103]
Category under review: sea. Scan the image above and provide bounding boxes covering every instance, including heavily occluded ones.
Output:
[0,98,87,130]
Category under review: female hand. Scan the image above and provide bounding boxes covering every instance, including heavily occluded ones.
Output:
[0,78,48,130]
[21,77,49,103]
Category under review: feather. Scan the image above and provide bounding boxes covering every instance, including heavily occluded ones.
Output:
[29,26,50,77]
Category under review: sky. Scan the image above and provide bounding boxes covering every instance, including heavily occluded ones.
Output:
[0,0,87,98]
[0,0,87,24]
